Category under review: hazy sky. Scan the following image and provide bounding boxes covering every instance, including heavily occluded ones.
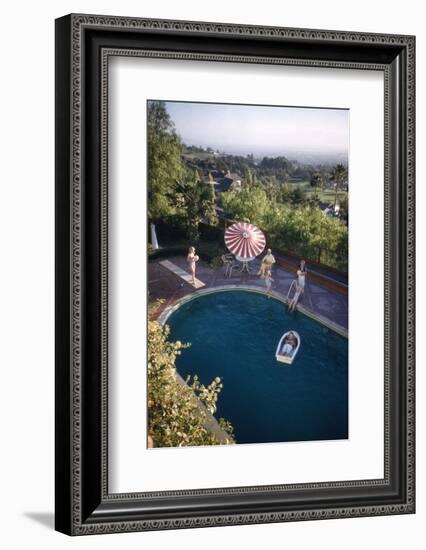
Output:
[161,100,349,161]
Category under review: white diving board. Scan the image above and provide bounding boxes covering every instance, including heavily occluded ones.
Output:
[159,260,205,289]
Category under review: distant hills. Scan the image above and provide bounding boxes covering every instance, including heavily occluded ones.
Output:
[184,144,347,169]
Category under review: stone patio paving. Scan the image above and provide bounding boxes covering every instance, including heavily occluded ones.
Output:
[149,255,348,332]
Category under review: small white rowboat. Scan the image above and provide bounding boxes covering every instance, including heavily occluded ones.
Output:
[275,331,301,365]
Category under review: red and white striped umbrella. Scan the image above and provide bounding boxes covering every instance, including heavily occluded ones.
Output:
[224,222,266,259]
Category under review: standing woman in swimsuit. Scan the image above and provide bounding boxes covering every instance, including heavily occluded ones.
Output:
[187,246,199,285]
[297,259,307,294]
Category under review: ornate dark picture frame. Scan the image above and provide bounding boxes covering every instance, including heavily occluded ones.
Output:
[55,14,415,535]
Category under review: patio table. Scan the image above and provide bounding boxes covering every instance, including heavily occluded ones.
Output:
[235,255,256,274]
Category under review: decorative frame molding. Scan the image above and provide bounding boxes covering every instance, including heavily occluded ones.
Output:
[55,14,415,535]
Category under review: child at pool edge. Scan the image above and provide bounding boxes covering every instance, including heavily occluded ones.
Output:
[265,269,273,297]
[297,259,307,293]
[288,282,302,312]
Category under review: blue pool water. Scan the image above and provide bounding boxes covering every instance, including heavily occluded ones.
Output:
[167,290,348,444]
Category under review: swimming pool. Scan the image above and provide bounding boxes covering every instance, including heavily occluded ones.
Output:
[166,290,348,445]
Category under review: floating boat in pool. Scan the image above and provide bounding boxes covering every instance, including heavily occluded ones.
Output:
[275,331,300,365]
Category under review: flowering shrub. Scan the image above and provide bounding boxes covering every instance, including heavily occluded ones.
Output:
[147,320,234,447]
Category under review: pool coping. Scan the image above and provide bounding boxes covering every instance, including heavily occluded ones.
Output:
[157,284,348,339]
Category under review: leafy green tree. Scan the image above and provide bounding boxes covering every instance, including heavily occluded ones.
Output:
[335,230,349,271]
[221,185,270,227]
[338,194,349,224]
[222,185,348,270]
[290,186,306,205]
[307,195,321,208]
[262,176,280,202]
[278,182,292,204]
[147,101,184,220]
[306,209,337,263]
[205,180,219,227]
[243,167,255,189]
[282,207,347,266]
[147,320,234,447]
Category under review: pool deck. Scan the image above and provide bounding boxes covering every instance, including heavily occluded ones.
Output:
[149,255,348,333]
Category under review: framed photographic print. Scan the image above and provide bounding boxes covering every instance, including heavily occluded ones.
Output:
[55,14,415,535]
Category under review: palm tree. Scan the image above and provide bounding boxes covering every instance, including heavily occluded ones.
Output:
[175,170,218,241]
[310,172,324,201]
[330,164,348,210]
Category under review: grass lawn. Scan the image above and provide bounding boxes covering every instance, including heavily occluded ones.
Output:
[182,152,217,161]
[304,188,348,203]
[287,181,348,204]
[286,180,310,188]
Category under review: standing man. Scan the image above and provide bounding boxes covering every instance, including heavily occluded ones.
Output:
[257,248,276,278]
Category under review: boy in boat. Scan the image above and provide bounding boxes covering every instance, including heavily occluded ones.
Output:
[281,332,297,357]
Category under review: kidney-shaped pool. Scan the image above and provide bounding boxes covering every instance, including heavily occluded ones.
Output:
[166,290,348,445]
